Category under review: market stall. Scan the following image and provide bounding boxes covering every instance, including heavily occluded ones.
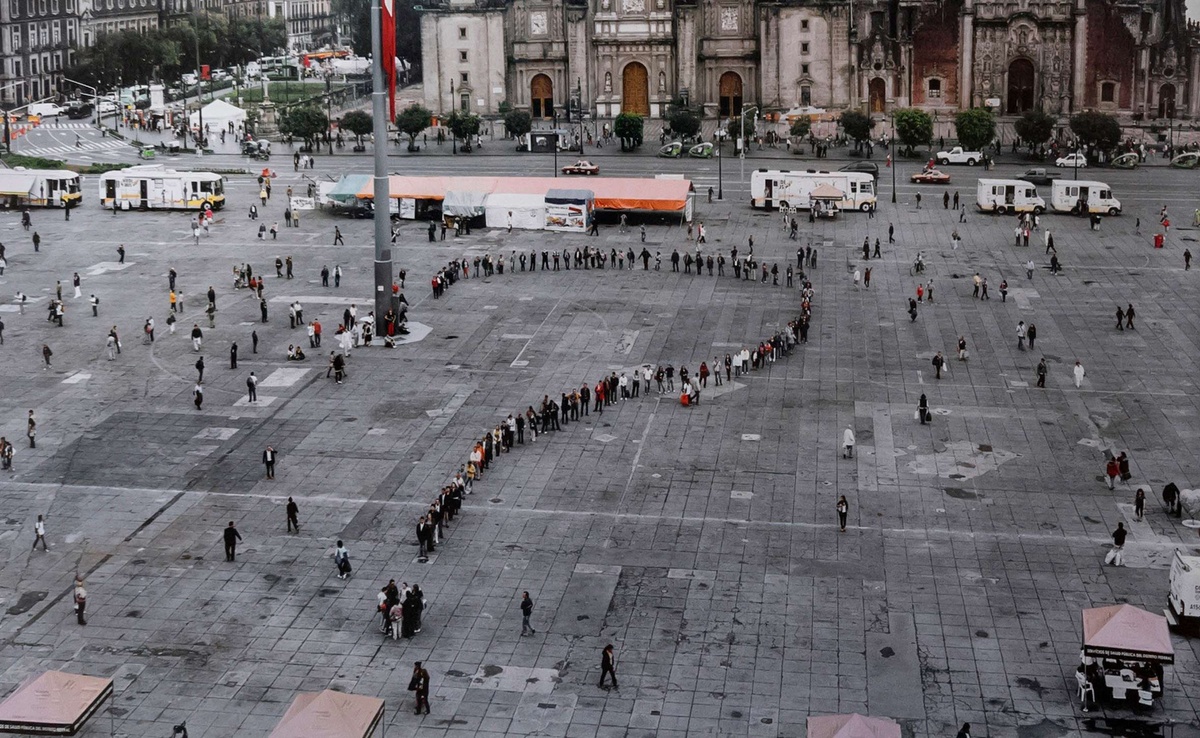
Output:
[809,183,844,219]
[484,192,546,230]
[1081,604,1174,704]
[441,190,489,223]
[806,713,901,738]
[188,99,246,131]
[544,189,593,232]
[269,690,385,738]
[0,670,114,736]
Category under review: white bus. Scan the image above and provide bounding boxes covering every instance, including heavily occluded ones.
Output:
[0,168,81,209]
[750,169,876,212]
[98,165,226,211]
[976,179,1045,214]
[1050,180,1122,216]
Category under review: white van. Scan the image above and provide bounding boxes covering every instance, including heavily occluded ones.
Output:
[27,103,63,118]
[1169,550,1200,624]
[976,179,1045,214]
[1050,180,1122,215]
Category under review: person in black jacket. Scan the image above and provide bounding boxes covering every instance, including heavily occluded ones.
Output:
[521,592,536,635]
[223,521,242,561]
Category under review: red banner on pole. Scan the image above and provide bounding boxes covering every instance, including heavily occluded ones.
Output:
[381,0,396,120]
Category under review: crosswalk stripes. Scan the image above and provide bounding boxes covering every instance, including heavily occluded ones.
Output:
[14,140,129,156]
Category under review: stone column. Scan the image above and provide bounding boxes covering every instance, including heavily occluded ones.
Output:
[1189,47,1200,118]
[959,1,974,108]
[1072,1,1087,114]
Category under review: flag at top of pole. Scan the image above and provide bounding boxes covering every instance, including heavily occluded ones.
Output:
[381,0,397,119]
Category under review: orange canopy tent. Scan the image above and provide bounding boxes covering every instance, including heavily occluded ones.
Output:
[0,671,113,735]
[1082,604,1175,663]
[269,690,385,738]
[351,175,693,214]
[806,714,902,738]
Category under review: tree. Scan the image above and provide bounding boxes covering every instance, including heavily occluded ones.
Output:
[340,110,373,147]
[280,106,329,149]
[395,104,432,151]
[1013,109,1056,147]
[504,109,532,140]
[954,108,996,151]
[789,117,811,140]
[893,108,933,156]
[614,113,644,151]
[839,110,873,151]
[726,114,757,148]
[1070,111,1122,153]
[447,110,482,148]
[667,108,701,139]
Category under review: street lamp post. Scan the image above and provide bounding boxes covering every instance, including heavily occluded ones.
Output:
[553,112,559,177]
[577,78,584,154]
[63,78,99,128]
[890,110,897,204]
[450,79,457,154]
[717,130,723,200]
[325,69,333,155]
[739,104,758,188]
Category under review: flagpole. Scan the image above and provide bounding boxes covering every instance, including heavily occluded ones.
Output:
[371,0,393,319]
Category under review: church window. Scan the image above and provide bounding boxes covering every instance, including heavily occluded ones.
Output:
[870,11,884,35]
[458,26,467,39]
[459,50,468,62]
[801,63,809,75]
[801,42,809,55]
[927,78,942,99]
[1100,82,1115,103]
[800,19,808,31]
[460,72,469,84]
[800,85,811,106]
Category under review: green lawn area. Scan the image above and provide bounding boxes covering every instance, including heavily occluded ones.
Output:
[236,81,345,106]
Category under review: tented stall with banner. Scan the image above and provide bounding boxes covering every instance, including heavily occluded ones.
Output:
[269,690,385,738]
[188,99,246,130]
[1080,604,1174,704]
[544,189,592,232]
[0,671,114,736]
[484,192,545,230]
[441,190,488,221]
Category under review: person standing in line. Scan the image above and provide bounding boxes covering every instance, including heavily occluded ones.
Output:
[599,645,618,688]
[263,445,276,479]
[409,662,430,715]
[520,591,536,635]
[32,514,47,550]
[1036,358,1047,388]
[836,496,848,532]
[1134,488,1145,521]
[73,578,87,625]
[286,497,299,532]
[27,410,36,448]
[223,521,242,561]
[1073,361,1085,388]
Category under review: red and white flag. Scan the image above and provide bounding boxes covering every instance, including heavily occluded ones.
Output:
[381,0,397,120]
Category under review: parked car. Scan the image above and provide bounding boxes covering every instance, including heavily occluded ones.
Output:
[935,147,983,166]
[561,160,600,175]
[688,142,714,158]
[1017,168,1061,186]
[657,142,683,158]
[65,102,93,119]
[911,169,951,184]
[839,161,879,179]
[1055,152,1088,169]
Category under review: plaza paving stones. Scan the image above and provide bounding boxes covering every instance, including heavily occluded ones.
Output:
[0,158,1199,737]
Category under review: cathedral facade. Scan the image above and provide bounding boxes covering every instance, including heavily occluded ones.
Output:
[419,0,1200,122]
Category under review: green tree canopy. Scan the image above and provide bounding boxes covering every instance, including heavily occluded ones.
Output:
[447,110,482,146]
[667,108,701,139]
[395,104,432,150]
[726,114,757,146]
[614,113,644,150]
[503,109,532,140]
[1013,109,1057,146]
[893,108,933,156]
[280,106,329,149]
[789,118,811,139]
[840,110,873,147]
[1069,111,1122,152]
[340,110,372,144]
[954,108,996,151]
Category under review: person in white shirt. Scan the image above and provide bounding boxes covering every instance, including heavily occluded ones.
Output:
[32,514,47,551]
[843,428,856,459]
[1074,361,1086,388]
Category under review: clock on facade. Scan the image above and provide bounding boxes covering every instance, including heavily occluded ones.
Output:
[720,6,738,31]
[622,0,645,13]
[530,10,547,34]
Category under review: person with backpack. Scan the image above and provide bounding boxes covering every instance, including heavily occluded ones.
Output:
[333,540,351,580]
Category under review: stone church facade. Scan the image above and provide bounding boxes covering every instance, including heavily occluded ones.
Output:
[419,0,1200,122]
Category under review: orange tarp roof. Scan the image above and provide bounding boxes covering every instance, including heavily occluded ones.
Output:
[269,689,384,738]
[807,714,902,738]
[1082,604,1174,662]
[354,175,692,212]
[0,670,113,735]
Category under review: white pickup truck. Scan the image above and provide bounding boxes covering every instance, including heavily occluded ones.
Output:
[935,147,983,166]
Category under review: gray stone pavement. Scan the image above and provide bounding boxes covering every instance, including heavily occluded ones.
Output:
[0,159,1199,738]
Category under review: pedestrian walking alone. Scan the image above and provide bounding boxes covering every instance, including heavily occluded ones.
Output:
[32,514,47,550]
[223,521,242,561]
[836,496,848,532]
[599,644,618,688]
[286,497,300,532]
[263,445,276,479]
[73,578,87,625]
[1073,361,1085,388]
[521,591,536,635]
[409,663,431,714]
[334,540,352,579]
[1134,488,1145,521]
[1105,456,1119,489]
[842,428,855,458]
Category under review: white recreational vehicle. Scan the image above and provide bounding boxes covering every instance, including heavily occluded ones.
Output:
[1050,180,1121,215]
[750,169,877,212]
[97,166,226,211]
[0,168,81,208]
[976,179,1045,214]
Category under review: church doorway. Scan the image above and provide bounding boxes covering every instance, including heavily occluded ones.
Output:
[1159,83,1177,119]
[531,74,554,119]
[868,78,886,114]
[1006,58,1036,114]
[718,71,743,118]
[622,62,650,116]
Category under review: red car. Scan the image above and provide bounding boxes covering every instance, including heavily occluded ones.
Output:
[561,160,600,175]
[911,169,951,184]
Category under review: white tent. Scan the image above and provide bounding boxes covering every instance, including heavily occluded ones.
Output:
[188,98,246,129]
[484,192,546,230]
[442,190,488,219]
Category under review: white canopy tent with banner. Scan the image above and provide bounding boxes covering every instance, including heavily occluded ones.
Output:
[441,190,488,220]
[1080,604,1174,704]
[809,183,844,219]
[484,192,546,230]
[269,690,385,738]
[188,99,246,130]
[0,671,114,736]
